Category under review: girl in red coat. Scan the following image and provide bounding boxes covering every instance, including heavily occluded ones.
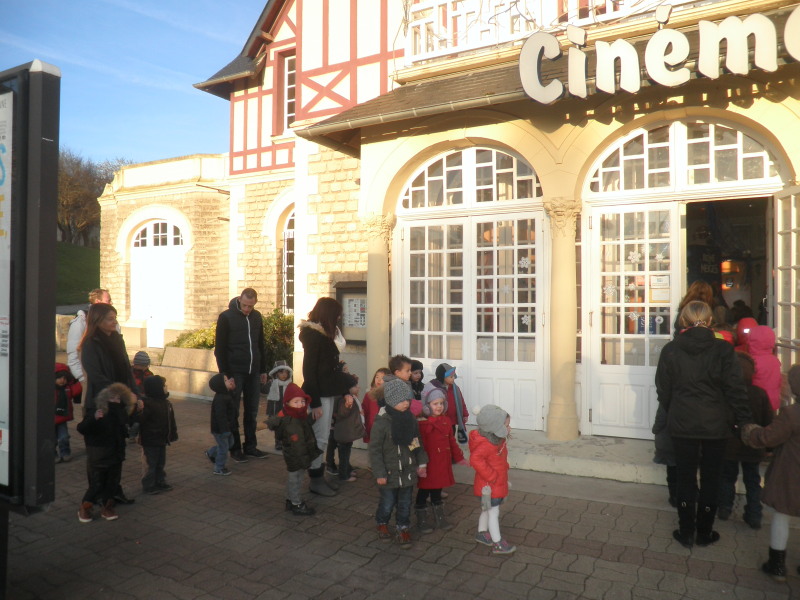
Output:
[55,363,82,463]
[361,368,389,444]
[470,404,516,555]
[415,384,467,533]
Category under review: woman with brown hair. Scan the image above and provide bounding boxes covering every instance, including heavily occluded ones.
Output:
[298,297,356,496]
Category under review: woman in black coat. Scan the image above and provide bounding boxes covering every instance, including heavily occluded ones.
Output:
[655,300,752,548]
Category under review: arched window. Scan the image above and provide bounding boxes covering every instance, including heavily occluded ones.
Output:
[133,221,184,247]
[282,212,295,313]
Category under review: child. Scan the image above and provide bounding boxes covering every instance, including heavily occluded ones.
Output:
[470,404,516,555]
[77,383,139,523]
[384,354,422,416]
[369,378,428,547]
[55,363,82,463]
[409,359,425,402]
[431,363,469,443]
[206,374,237,475]
[266,361,293,450]
[138,375,178,494]
[415,383,467,533]
[748,325,782,411]
[742,364,800,581]
[131,351,154,391]
[267,383,322,516]
[326,362,357,476]
[362,368,389,444]
[717,352,773,528]
[333,374,363,482]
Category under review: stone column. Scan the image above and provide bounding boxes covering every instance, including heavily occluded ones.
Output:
[544,197,581,440]
[364,213,395,382]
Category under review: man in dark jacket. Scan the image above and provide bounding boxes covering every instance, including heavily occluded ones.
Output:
[214,288,268,461]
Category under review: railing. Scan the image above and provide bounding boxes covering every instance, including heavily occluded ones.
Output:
[404,0,703,64]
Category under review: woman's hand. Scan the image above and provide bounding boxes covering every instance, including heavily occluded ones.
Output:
[94,409,104,419]
[311,406,323,421]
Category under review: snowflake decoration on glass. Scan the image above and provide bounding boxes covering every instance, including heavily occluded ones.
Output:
[500,284,512,295]
[627,250,642,263]
[627,282,637,291]
[628,311,639,321]
[518,256,531,270]
[521,314,531,326]
[654,252,665,262]
[479,341,492,356]
[603,284,617,298]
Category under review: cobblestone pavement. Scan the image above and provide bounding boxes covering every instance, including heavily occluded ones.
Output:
[8,397,800,599]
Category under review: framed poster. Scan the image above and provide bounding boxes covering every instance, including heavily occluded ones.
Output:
[335,281,367,345]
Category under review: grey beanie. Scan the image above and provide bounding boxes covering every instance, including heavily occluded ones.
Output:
[476,404,509,438]
[383,378,412,408]
[133,351,150,367]
[788,364,800,399]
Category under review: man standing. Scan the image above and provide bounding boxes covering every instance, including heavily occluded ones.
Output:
[215,288,268,461]
[66,288,112,384]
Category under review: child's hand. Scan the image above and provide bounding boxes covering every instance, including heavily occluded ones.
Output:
[349,385,360,397]
[224,376,236,391]
[376,477,387,485]
[94,409,104,420]
[456,459,469,467]
[344,395,354,408]
[417,466,427,478]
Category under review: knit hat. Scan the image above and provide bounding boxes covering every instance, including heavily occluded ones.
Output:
[475,404,509,438]
[788,364,800,399]
[383,378,412,408]
[282,383,311,407]
[269,360,293,378]
[55,362,70,378]
[435,363,457,382]
[410,359,423,373]
[421,380,447,416]
[133,351,151,367]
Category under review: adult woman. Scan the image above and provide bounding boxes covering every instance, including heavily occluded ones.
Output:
[298,297,356,496]
[655,300,752,548]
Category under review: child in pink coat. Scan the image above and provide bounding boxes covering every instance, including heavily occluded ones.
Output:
[748,325,782,411]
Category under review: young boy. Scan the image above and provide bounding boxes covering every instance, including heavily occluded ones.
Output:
[369,378,428,547]
[206,373,237,475]
[131,351,154,391]
[55,363,82,463]
[267,383,322,516]
[138,375,178,494]
[431,363,469,443]
[375,355,422,416]
[266,361,293,451]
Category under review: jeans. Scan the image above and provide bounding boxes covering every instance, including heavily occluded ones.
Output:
[230,371,261,454]
[310,396,334,470]
[141,445,167,490]
[376,486,413,529]
[55,422,71,458]
[287,469,304,505]
[718,459,762,520]
[672,436,726,508]
[209,432,233,471]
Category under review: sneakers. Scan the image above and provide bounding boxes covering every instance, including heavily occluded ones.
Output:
[491,539,517,555]
[397,528,412,548]
[113,493,135,505]
[205,450,215,463]
[475,531,493,546]
[100,501,118,521]
[376,524,392,540]
[244,448,268,459]
[213,467,232,476]
[231,451,249,463]
[326,464,339,476]
[78,501,94,523]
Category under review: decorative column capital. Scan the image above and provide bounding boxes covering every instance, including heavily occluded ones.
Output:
[364,213,396,243]
[544,197,581,239]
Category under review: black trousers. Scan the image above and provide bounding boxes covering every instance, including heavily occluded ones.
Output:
[671,437,726,508]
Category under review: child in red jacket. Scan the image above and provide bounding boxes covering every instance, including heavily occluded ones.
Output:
[55,363,82,463]
[416,383,467,534]
[361,368,389,444]
[470,404,515,555]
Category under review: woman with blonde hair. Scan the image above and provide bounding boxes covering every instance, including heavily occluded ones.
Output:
[673,280,714,336]
[655,300,752,548]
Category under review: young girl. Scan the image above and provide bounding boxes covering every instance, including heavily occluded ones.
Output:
[409,360,424,402]
[415,384,467,533]
[266,361,293,450]
[332,373,361,482]
[430,363,469,444]
[362,368,389,444]
[470,404,516,555]
[748,325,782,411]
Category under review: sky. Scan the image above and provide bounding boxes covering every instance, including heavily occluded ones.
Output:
[2,0,266,164]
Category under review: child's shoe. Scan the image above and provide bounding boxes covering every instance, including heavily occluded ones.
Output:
[78,501,94,523]
[416,504,434,534]
[397,527,412,548]
[155,482,173,492]
[290,501,316,516]
[491,539,517,555]
[213,467,232,476]
[475,531,493,546]
[100,500,118,521]
[205,450,215,463]
[326,463,338,476]
[432,503,453,530]
[376,524,392,541]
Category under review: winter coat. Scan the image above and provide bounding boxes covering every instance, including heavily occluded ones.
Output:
[747,403,800,516]
[76,383,137,460]
[655,326,752,439]
[734,317,758,353]
[132,367,154,393]
[333,395,365,444]
[651,404,675,466]
[267,414,322,472]
[748,326,782,411]
[362,391,379,443]
[66,308,88,382]
[469,429,509,499]
[214,297,267,377]
[80,331,138,411]
[417,415,464,489]
[724,383,773,462]
[428,379,469,430]
[368,409,428,488]
[298,321,352,408]
[209,374,236,435]
[55,363,82,425]
[138,380,178,447]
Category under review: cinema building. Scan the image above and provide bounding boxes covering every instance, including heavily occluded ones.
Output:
[99,0,800,441]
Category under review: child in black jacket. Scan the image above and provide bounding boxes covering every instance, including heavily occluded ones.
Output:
[139,376,178,494]
[206,374,237,475]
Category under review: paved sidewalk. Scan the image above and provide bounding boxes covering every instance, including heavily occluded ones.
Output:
[8,396,800,599]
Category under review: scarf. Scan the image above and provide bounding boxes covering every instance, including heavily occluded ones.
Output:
[283,403,309,420]
[93,331,131,385]
[384,404,417,446]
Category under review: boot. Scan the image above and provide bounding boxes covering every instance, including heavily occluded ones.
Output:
[695,504,720,547]
[290,501,316,516]
[308,467,336,497]
[431,502,453,531]
[100,499,118,521]
[416,504,434,534]
[78,501,94,523]
[672,501,695,548]
[324,474,340,491]
[762,548,787,582]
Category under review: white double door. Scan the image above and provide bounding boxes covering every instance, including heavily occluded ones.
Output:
[394,210,547,430]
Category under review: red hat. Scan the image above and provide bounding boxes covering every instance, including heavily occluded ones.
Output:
[282,383,311,419]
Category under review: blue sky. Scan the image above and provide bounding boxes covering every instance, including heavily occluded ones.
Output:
[2,0,265,164]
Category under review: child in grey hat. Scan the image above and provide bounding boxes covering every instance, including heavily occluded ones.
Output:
[266,361,293,450]
[368,377,428,547]
[469,404,516,555]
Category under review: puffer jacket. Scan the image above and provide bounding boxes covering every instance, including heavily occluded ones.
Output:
[267,414,322,472]
[469,429,509,499]
[368,409,428,488]
[748,326,782,411]
[209,374,236,434]
[138,376,178,447]
[215,297,266,377]
[655,326,752,439]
